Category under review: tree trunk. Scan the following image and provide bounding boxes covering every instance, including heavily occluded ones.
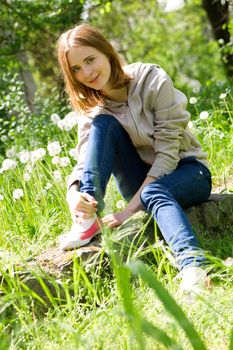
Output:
[17,51,37,113]
[202,0,233,77]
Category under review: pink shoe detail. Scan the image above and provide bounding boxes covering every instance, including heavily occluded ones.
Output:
[80,220,101,240]
[59,218,101,250]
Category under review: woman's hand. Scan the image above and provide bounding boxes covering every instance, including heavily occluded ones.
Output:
[66,188,98,222]
[102,176,156,228]
[102,209,133,228]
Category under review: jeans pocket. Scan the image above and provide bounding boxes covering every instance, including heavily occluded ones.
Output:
[197,164,212,198]
[198,162,212,184]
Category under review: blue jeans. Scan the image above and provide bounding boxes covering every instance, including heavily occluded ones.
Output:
[80,115,212,270]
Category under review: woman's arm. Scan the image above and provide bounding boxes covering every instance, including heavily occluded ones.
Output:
[102,175,157,228]
[147,71,190,179]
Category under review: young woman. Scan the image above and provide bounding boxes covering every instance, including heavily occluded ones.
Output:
[57,23,212,292]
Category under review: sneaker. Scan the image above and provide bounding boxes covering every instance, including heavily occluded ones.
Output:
[179,266,209,295]
[59,216,101,250]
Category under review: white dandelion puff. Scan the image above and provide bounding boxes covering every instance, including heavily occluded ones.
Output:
[0,135,8,142]
[51,113,61,124]
[60,157,70,167]
[45,182,53,190]
[47,141,61,156]
[18,150,30,164]
[13,189,24,200]
[188,121,194,129]
[2,159,17,171]
[189,97,197,104]
[116,200,125,209]
[52,156,60,165]
[53,170,62,182]
[57,112,79,131]
[6,148,17,158]
[218,38,224,45]
[199,111,209,120]
[30,148,46,162]
[69,148,79,160]
[23,172,31,181]
[57,119,66,130]
[219,93,227,99]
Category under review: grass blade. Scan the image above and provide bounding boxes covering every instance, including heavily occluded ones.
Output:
[118,265,183,350]
[140,318,183,349]
[127,260,207,350]
[229,328,233,350]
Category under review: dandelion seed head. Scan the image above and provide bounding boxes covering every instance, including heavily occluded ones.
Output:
[60,157,70,167]
[53,170,62,182]
[199,111,209,120]
[219,132,224,139]
[52,156,60,165]
[218,38,224,45]
[219,93,227,99]
[57,112,79,131]
[188,121,194,129]
[0,194,4,200]
[18,150,30,164]
[2,159,17,171]
[47,141,61,156]
[45,182,53,190]
[6,148,17,158]
[23,172,31,181]
[69,148,79,160]
[116,200,125,209]
[0,135,8,142]
[189,97,197,104]
[51,113,61,124]
[25,165,33,173]
[13,188,24,200]
[31,148,46,162]
[57,119,66,130]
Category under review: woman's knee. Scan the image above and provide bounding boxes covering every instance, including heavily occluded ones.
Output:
[140,182,171,210]
[91,114,126,140]
[92,114,120,129]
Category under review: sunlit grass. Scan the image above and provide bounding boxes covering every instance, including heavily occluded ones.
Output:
[0,88,232,349]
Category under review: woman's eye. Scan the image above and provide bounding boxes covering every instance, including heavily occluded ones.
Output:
[72,67,80,73]
[87,57,94,64]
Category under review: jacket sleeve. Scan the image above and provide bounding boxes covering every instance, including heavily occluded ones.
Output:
[66,116,91,190]
[147,70,191,179]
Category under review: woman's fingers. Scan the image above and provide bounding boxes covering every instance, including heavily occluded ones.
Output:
[83,193,98,206]
[73,193,98,214]
[72,212,94,222]
[74,209,96,218]
[102,214,118,228]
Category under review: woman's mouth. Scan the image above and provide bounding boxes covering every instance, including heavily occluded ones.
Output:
[89,74,99,84]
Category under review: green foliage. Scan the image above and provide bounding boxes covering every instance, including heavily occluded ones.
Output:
[0,0,84,72]
[0,72,30,155]
[0,73,70,157]
[87,0,231,91]
[126,261,208,350]
[0,1,232,349]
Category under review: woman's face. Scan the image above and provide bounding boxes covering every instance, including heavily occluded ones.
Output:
[67,46,111,92]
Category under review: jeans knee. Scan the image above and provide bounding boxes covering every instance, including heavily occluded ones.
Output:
[92,114,120,129]
[91,114,125,140]
[140,182,171,211]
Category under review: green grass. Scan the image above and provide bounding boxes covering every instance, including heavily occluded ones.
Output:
[0,87,232,349]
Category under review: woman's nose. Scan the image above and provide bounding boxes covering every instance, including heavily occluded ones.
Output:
[82,65,92,78]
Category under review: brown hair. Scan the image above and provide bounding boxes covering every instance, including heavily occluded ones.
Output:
[57,23,130,113]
